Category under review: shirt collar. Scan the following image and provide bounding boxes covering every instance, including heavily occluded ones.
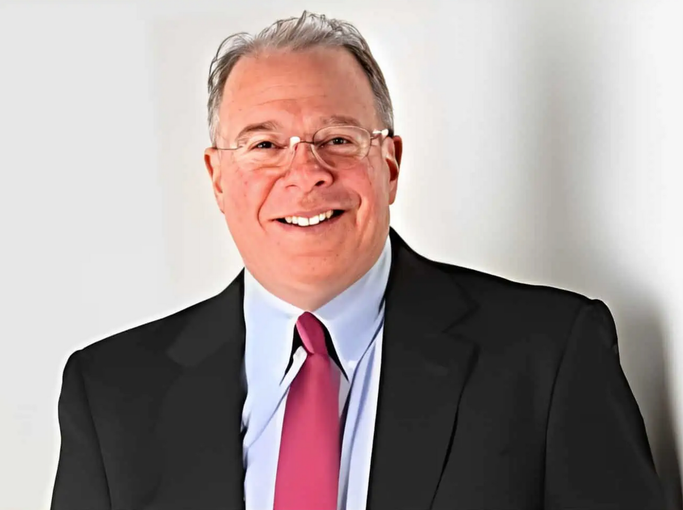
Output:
[243,234,392,383]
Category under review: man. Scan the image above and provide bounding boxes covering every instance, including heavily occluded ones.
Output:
[51,11,665,510]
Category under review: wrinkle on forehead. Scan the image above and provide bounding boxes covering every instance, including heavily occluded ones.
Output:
[219,47,379,139]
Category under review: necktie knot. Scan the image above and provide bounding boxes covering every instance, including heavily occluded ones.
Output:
[296,312,328,355]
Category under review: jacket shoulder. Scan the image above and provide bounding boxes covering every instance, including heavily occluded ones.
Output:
[73,285,232,367]
[418,252,608,347]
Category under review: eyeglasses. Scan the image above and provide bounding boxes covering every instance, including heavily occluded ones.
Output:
[213,125,391,171]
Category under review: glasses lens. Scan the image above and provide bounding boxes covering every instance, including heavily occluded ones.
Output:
[233,132,290,170]
[312,126,370,169]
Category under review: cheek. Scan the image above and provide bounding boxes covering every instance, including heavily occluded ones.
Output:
[355,161,391,212]
[222,168,278,225]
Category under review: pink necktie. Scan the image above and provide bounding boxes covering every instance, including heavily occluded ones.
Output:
[273,312,341,510]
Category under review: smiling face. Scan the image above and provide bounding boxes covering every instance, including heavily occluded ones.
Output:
[204,46,402,310]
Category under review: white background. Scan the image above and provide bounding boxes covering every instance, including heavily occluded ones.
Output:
[1,0,682,508]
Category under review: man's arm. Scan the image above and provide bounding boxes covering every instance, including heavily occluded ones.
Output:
[51,350,110,510]
[544,300,665,509]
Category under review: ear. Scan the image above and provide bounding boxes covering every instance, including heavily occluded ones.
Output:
[204,147,225,213]
[385,135,402,205]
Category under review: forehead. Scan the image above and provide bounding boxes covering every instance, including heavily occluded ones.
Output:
[219,47,378,136]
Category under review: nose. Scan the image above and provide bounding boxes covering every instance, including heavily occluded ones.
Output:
[283,140,334,190]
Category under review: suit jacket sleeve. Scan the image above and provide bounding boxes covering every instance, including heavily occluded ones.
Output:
[544,300,665,509]
[51,350,110,510]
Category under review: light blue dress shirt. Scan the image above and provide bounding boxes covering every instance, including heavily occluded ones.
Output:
[241,234,392,510]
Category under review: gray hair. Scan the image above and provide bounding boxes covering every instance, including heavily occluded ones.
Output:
[206,11,394,144]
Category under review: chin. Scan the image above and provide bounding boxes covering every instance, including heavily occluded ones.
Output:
[287,261,350,286]
[279,239,349,258]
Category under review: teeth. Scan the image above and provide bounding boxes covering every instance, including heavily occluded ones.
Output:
[284,210,336,227]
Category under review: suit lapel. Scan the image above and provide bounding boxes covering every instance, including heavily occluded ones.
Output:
[144,273,247,509]
[366,230,478,510]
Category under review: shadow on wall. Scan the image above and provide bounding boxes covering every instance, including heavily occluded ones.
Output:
[624,312,682,510]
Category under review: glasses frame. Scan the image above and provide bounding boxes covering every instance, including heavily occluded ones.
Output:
[213,125,393,171]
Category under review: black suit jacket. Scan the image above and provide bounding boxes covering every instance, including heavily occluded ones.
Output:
[51,228,665,510]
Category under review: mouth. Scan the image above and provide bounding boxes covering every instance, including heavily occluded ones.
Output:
[275,209,345,227]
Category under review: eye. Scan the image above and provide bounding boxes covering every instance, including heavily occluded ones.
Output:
[318,136,356,149]
[244,138,285,151]
[325,137,352,145]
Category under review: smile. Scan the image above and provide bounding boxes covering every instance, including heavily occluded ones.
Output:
[277,210,345,227]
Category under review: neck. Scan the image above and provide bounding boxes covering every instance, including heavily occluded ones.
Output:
[255,270,369,311]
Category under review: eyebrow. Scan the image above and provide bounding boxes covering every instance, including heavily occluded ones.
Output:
[232,115,365,141]
[319,115,364,128]
[234,120,281,141]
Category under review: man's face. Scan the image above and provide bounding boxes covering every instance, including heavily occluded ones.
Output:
[205,47,401,302]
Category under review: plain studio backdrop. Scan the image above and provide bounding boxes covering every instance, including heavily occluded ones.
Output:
[1,0,682,508]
